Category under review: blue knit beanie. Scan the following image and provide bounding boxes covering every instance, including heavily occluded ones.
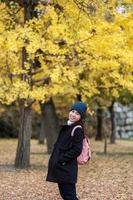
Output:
[70,101,87,119]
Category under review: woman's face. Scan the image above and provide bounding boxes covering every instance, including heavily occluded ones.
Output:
[69,110,81,122]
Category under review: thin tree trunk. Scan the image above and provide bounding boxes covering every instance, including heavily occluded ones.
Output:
[15,100,32,168]
[95,108,103,141]
[104,132,107,154]
[40,98,60,154]
[109,100,116,144]
[38,114,46,144]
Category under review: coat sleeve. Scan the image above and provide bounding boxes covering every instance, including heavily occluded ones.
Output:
[58,128,84,164]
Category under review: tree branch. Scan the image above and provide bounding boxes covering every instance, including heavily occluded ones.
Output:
[32,76,50,84]
[30,69,44,76]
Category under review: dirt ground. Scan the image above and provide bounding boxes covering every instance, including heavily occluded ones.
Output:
[0,138,133,200]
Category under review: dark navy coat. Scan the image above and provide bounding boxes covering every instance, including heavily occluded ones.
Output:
[46,121,84,183]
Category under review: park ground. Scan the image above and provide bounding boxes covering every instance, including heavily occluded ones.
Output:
[0,138,133,200]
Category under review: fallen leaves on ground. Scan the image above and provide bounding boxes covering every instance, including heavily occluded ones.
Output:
[0,139,133,200]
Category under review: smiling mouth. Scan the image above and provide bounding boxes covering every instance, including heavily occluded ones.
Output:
[70,117,76,120]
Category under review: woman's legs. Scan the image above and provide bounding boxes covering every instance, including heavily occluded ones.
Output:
[58,183,79,200]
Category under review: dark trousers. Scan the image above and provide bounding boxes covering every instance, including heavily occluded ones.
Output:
[58,183,79,200]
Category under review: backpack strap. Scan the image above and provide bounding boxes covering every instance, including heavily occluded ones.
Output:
[71,125,82,137]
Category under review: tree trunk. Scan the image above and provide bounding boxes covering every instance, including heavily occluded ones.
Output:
[77,94,81,101]
[40,98,60,154]
[104,132,107,154]
[109,100,116,144]
[15,100,32,168]
[38,113,46,144]
[95,108,103,141]
[14,3,37,168]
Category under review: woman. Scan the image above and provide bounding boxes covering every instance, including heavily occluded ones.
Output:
[46,101,87,200]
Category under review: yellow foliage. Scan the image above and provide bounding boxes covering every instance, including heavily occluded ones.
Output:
[0,1,132,106]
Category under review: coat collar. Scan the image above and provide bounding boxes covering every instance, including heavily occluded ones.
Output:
[61,120,83,128]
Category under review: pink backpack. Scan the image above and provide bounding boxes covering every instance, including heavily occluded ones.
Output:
[71,125,91,165]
